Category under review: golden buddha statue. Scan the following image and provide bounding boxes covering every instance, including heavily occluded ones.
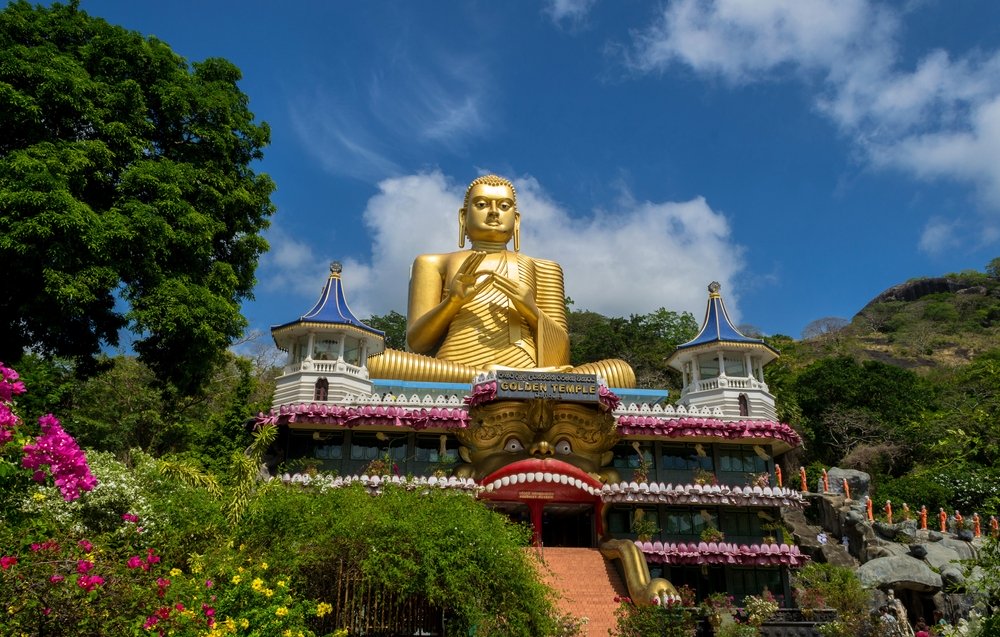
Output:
[367,175,635,388]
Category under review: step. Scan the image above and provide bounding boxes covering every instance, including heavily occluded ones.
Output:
[532,547,629,637]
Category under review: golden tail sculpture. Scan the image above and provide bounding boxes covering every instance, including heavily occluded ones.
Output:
[599,538,679,607]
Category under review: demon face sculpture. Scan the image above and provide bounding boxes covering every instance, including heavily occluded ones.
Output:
[454,399,620,483]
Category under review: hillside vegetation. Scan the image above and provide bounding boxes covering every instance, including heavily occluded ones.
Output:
[764,260,1000,516]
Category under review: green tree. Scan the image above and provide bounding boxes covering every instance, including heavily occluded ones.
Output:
[0,1,275,393]
[568,307,697,389]
[985,257,1000,280]
[792,356,932,466]
[365,310,407,350]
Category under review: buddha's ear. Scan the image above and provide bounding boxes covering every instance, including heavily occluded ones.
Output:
[513,212,521,252]
[458,207,466,248]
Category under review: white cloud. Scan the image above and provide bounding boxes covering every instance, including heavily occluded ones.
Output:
[258,225,332,299]
[545,0,598,27]
[288,92,402,181]
[289,50,488,179]
[627,0,889,83]
[918,218,961,256]
[624,0,1000,246]
[309,171,745,324]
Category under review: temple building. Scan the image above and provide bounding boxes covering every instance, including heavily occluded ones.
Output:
[258,271,804,604]
[255,175,805,622]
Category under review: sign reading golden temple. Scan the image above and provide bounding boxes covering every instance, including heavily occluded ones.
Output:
[495,371,599,402]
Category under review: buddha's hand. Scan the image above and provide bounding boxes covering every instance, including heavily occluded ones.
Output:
[491,272,539,325]
[447,251,491,305]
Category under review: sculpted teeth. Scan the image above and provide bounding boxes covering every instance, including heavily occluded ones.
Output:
[487,471,597,493]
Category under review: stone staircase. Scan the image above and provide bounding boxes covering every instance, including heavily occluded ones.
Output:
[534,547,629,637]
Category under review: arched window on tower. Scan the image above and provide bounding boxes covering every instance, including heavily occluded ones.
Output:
[738,393,749,417]
[314,378,329,402]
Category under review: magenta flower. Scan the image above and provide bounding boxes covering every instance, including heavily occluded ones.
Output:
[0,363,27,402]
[0,555,16,569]
[0,363,26,445]
[22,414,97,501]
[122,513,139,524]
[77,539,93,553]
[143,616,159,630]
[76,560,94,574]
[76,574,104,592]
[50,574,64,583]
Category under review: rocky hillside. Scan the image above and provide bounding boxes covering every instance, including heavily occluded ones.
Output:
[789,271,1000,372]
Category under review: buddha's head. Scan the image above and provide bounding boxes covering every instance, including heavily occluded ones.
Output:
[459,175,520,249]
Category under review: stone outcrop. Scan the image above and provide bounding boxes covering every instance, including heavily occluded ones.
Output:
[781,468,984,625]
[857,555,942,591]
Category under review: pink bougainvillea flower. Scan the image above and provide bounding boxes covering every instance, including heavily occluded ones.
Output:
[0,555,16,569]
[77,539,93,553]
[127,555,143,569]
[76,560,94,574]
[50,574,64,583]
[0,362,27,402]
[122,513,139,524]
[22,414,97,501]
[76,574,104,592]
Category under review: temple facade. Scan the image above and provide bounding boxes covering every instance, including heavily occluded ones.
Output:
[256,264,806,607]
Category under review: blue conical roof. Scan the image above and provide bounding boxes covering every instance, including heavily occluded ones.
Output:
[675,282,778,355]
[271,262,384,338]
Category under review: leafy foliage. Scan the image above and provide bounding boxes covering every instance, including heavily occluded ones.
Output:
[235,484,557,637]
[793,563,871,637]
[568,307,697,389]
[0,1,275,393]
[364,310,407,350]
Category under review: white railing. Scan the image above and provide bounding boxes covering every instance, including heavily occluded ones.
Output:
[281,360,367,377]
[682,377,768,394]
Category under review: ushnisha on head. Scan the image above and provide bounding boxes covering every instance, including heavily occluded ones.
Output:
[458,174,521,251]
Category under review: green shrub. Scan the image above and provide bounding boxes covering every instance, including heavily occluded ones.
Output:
[874,470,954,513]
[234,484,557,637]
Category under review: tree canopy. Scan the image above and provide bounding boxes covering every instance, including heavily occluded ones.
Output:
[0,1,275,393]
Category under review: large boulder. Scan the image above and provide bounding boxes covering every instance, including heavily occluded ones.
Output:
[857,555,942,592]
[828,468,871,500]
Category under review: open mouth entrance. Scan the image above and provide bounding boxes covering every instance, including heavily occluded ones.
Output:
[479,458,604,547]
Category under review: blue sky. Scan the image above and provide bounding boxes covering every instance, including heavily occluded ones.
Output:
[65,1,1000,340]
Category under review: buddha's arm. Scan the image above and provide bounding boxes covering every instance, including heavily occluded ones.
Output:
[531,258,570,366]
[406,252,488,354]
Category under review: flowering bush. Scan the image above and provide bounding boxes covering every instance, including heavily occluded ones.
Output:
[0,514,328,636]
[0,362,97,505]
[693,468,718,486]
[611,595,697,637]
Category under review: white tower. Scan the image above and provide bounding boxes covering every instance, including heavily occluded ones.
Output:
[666,282,779,420]
[270,262,385,407]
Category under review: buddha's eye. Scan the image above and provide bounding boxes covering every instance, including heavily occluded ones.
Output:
[499,201,512,211]
[504,437,524,453]
[554,439,572,455]
[474,199,488,209]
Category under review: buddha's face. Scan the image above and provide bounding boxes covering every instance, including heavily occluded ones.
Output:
[463,183,517,244]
